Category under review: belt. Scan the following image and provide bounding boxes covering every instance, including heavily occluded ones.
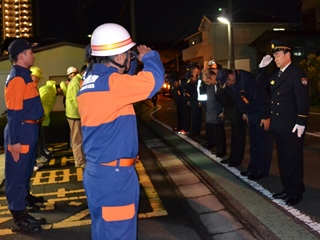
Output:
[100,158,136,167]
[23,119,42,124]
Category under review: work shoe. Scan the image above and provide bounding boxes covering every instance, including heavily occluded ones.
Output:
[220,158,231,164]
[33,165,40,172]
[248,172,265,181]
[44,149,53,156]
[11,211,45,234]
[26,194,45,204]
[36,156,48,163]
[228,161,241,167]
[11,219,42,234]
[26,204,40,212]
[22,212,46,225]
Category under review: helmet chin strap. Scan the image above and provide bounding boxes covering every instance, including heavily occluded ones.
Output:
[109,53,129,72]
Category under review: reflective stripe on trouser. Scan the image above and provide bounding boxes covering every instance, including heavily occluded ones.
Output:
[83,161,140,240]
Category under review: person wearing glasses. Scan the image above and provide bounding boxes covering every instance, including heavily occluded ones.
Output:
[202,68,226,158]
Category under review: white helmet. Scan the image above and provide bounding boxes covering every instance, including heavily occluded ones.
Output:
[91,23,136,57]
[67,66,78,75]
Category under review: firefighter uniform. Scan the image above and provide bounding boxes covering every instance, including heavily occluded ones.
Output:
[5,65,44,212]
[215,84,247,166]
[232,69,271,179]
[77,23,165,240]
[4,39,48,234]
[258,39,309,205]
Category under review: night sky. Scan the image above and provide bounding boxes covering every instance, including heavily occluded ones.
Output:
[34,0,301,48]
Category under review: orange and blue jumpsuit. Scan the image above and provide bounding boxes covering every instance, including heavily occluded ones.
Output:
[4,65,44,212]
[77,51,164,240]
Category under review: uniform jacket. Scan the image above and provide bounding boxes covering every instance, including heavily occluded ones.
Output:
[185,80,202,109]
[267,63,309,134]
[77,50,165,163]
[5,65,44,145]
[216,85,242,123]
[233,70,270,119]
[39,80,57,126]
[205,84,224,125]
[66,73,82,119]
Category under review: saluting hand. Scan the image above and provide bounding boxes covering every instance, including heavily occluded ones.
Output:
[137,45,152,61]
[259,55,273,68]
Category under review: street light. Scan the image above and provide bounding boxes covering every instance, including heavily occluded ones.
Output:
[217,14,235,69]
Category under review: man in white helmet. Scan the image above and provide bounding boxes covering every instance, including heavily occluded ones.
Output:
[65,66,86,168]
[77,23,165,240]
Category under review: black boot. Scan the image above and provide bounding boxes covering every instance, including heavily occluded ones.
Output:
[11,211,43,234]
[26,193,45,204]
[21,211,46,225]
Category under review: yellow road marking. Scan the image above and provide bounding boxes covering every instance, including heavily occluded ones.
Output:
[136,160,168,216]
[0,154,167,235]
[33,169,71,184]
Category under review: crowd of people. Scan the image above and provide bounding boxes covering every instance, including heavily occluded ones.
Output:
[3,22,164,239]
[171,39,309,206]
[3,23,309,239]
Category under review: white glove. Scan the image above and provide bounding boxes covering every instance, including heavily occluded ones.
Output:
[259,55,273,68]
[292,124,305,138]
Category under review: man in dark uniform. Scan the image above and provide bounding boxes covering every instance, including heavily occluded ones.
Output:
[177,72,192,134]
[216,71,247,167]
[217,68,271,180]
[171,79,187,132]
[4,39,46,234]
[185,63,203,137]
[258,40,309,205]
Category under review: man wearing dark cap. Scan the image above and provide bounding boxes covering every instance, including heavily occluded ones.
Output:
[257,39,309,206]
[4,39,46,233]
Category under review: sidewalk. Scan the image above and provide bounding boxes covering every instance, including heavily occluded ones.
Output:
[137,100,320,239]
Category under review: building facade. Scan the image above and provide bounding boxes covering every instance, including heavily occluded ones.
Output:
[182,14,297,72]
[0,0,33,44]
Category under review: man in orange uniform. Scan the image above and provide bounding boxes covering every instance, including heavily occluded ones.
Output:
[77,23,165,240]
[4,39,46,234]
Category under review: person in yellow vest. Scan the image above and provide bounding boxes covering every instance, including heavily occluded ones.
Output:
[30,67,66,163]
[66,66,86,168]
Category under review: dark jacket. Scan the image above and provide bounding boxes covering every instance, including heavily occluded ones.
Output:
[260,63,309,134]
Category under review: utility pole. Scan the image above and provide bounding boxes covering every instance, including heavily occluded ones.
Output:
[228,0,235,69]
[130,0,137,43]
